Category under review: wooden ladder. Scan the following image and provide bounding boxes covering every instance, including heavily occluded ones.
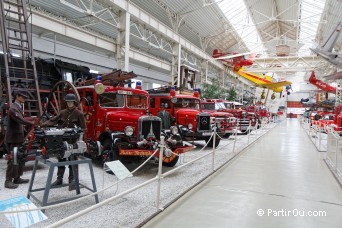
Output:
[0,0,42,117]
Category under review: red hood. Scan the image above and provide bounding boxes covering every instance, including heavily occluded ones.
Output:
[106,110,146,134]
[175,109,201,127]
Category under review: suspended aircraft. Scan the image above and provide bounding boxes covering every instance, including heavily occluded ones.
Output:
[310,21,342,68]
[309,71,336,94]
[213,50,292,98]
[235,68,292,93]
[212,49,254,71]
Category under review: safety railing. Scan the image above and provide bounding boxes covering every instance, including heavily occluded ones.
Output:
[325,126,342,186]
[300,117,327,152]
[0,120,280,227]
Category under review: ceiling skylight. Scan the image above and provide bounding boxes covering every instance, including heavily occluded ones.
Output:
[217,0,266,55]
[298,0,326,56]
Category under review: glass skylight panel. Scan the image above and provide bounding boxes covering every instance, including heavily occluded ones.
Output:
[298,0,326,56]
[216,0,266,55]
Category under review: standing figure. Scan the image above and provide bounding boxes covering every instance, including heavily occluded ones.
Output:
[4,90,34,189]
[41,94,86,191]
[158,103,170,129]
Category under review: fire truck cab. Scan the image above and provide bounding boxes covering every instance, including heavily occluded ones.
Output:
[201,100,238,137]
[206,99,257,133]
[148,87,221,147]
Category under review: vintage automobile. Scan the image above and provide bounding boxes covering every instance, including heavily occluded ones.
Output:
[148,86,221,147]
[45,71,193,167]
[246,105,269,124]
[201,100,238,138]
[205,99,257,133]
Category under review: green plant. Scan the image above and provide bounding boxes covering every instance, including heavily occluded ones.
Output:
[227,87,237,101]
[200,78,236,100]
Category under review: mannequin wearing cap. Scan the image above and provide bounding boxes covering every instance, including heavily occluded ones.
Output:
[4,90,34,189]
[41,94,86,191]
[157,103,171,129]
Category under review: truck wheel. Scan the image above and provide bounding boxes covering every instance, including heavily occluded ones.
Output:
[205,137,220,148]
[102,139,120,174]
[162,147,179,167]
[223,133,231,138]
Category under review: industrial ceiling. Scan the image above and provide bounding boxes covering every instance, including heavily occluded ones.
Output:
[21,0,342,84]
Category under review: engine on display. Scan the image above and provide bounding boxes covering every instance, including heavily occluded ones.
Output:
[33,127,87,159]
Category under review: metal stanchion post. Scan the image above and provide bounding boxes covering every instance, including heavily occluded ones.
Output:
[212,127,216,171]
[255,121,258,138]
[156,136,164,210]
[336,135,339,172]
[248,121,251,144]
[233,123,238,153]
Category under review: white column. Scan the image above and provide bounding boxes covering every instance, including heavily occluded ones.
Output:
[116,11,130,70]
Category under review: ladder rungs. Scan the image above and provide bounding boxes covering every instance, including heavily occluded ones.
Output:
[6,27,26,33]
[4,9,24,15]
[4,1,24,8]
[9,78,36,82]
[6,17,26,24]
[8,66,34,71]
[8,36,28,42]
[8,44,30,51]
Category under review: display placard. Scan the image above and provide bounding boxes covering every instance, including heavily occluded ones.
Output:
[105,160,133,180]
[0,196,47,228]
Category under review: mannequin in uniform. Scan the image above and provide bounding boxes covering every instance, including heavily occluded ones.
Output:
[41,94,86,191]
[4,90,34,189]
[158,103,170,129]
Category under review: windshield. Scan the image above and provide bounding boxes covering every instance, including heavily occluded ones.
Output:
[324,115,334,120]
[202,103,215,110]
[174,98,200,110]
[219,102,231,109]
[98,92,124,108]
[202,103,221,110]
[127,94,148,109]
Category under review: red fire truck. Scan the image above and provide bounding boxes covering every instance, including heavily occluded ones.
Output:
[147,87,222,147]
[205,99,257,133]
[201,100,238,137]
[45,71,193,167]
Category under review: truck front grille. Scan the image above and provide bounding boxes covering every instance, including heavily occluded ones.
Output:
[139,116,161,140]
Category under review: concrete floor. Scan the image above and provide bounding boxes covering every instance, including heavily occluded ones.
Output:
[143,119,342,228]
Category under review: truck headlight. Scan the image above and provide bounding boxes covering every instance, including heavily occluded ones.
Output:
[124,126,134,136]
[170,126,178,135]
[188,123,193,130]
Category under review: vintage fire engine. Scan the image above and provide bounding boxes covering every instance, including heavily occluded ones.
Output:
[147,86,222,147]
[245,105,268,125]
[45,71,192,167]
[201,100,238,137]
[205,99,257,133]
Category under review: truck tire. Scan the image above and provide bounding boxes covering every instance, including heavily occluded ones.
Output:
[102,139,120,174]
[205,137,220,148]
[223,133,231,138]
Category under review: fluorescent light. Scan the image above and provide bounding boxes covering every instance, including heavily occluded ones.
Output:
[89,69,99,74]
[12,53,21,57]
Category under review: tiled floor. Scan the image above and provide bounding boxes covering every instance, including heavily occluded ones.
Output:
[143,119,342,228]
